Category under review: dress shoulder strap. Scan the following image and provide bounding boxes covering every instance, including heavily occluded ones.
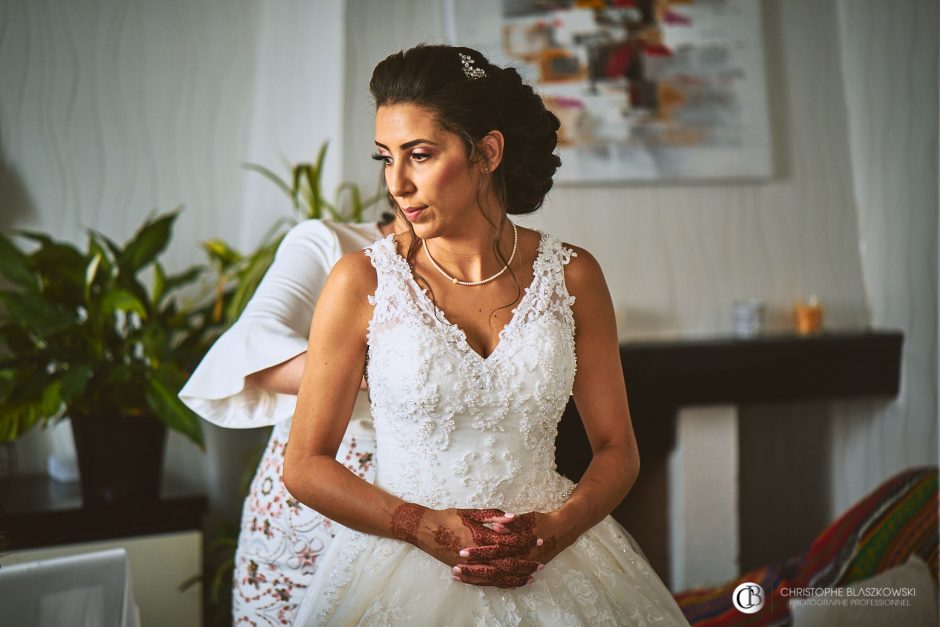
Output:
[514,232,578,332]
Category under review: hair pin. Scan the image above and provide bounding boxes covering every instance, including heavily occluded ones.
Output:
[459,52,486,80]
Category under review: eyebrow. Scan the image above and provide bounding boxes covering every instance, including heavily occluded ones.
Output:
[374,139,439,150]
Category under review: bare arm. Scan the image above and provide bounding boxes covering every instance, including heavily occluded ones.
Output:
[555,246,639,534]
[247,354,367,394]
[281,252,534,578]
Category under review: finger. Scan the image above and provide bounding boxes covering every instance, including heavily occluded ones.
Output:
[459,560,540,578]
[458,508,506,523]
[483,513,517,524]
[459,544,528,561]
[487,558,543,576]
[495,575,533,589]
[452,571,533,589]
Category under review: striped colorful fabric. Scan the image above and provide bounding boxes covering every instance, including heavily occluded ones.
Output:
[674,466,939,626]
[796,466,938,588]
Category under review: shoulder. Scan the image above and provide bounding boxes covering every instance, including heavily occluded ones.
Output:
[279,219,340,257]
[327,249,378,297]
[556,241,607,299]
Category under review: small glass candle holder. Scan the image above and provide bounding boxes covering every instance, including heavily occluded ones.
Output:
[793,295,824,335]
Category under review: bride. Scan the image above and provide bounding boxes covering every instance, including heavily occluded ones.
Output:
[283,44,689,625]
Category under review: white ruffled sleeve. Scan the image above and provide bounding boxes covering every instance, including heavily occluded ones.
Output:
[179,221,341,428]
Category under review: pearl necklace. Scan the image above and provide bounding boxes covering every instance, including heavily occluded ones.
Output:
[423,221,518,286]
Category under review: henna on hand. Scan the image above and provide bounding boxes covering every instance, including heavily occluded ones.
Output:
[432,525,461,552]
[390,502,428,545]
[457,509,537,549]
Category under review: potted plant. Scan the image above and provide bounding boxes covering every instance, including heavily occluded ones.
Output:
[207,142,384,323]
[0,210,223,504]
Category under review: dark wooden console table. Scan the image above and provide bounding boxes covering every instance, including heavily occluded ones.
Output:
[554,329,903,585]
[0,474,207,550]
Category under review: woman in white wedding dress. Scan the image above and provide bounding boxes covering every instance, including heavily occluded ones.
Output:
[283,45,689,626]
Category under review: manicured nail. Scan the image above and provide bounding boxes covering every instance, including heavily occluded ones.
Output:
[536,564,544,571]
[452,576,461,582]
[527,577,534,584]
[536,538,544,546]
[459,549,470,557]
[452,566,461,574]
[504,512,515,517]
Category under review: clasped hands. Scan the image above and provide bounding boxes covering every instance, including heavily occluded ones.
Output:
[391,504,567,589]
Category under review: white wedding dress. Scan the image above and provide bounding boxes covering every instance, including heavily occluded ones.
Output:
[293,232,689,626]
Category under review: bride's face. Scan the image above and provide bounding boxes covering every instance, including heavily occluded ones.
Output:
[373,103,484,239]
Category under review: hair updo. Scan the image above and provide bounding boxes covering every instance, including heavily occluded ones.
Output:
[369,44,561,216]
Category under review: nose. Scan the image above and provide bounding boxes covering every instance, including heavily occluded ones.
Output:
[386,160,415,199]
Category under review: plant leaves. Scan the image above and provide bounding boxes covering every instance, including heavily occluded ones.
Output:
[241,162,293,199]
[121,211,178,273]
[0,232,38,289]
[152,262,167,306]
[59,364,93,403]
[84,254,102,303]
[0,291,75,337]
[100,288,148,320]
[144,374,205,449]
[0,400,43,441]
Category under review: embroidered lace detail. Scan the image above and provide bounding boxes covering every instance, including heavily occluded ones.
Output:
[361,232,578,512]
[299,232,690,626]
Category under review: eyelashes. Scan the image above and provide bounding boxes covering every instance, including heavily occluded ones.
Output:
[370,152,432,166]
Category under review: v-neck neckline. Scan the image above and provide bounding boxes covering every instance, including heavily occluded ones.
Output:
[385,231,550,364]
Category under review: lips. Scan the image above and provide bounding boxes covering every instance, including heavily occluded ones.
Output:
[402,206,427,221]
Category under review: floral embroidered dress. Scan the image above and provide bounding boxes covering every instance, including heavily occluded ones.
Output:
[292,232,688,626]
[179,220,382,625]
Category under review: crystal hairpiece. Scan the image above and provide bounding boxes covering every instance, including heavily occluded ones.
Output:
[459,52,486,80]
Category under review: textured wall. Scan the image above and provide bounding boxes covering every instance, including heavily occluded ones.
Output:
[829,0,938,516]
[0,0,347,518]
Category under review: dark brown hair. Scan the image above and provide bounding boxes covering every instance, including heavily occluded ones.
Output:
[370,45,561,317]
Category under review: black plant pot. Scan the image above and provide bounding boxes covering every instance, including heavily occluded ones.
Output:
[70,412,167,506]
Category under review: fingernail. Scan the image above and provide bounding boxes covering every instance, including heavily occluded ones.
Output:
[504,512,515,517]
[536,538,544,546]
[536,564,544,571]
[452,576,461,582]
[459,549,470,557]
[452,566,461,574]
[527,577,534,584]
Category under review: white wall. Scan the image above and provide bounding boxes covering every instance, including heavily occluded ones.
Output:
[0,0,346,519]
[829,0,938,516]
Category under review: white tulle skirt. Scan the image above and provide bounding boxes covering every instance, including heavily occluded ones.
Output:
[292,515,689,626]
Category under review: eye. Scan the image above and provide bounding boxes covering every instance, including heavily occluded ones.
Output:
[371,152,391,166]
[411,151,432,162]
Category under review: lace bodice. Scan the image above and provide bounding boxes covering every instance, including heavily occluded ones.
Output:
[364,232,578,513]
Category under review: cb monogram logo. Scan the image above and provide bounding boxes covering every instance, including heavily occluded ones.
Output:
[732,582,765,614]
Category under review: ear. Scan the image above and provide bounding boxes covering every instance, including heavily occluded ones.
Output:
[477,130,505,172]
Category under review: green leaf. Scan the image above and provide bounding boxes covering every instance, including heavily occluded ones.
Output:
[144,374,205,449]
[241,162,293,198]
[121,211,178,273]
[163,266,204,294]
[59,364,93,403]
[152,262,167,306]
[87,232,116,276]
[100,288,148,320]
[202,239,242,269]
[40,379,63,417]
[84,254,102,303]
[0,400,43,441]
[0,232,37,289]
[0,291,75,337]
[224,240,279,323]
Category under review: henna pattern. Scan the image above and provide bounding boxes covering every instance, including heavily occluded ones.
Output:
[457,509,537,549]
[433,525,461,552]
[390,503,428,545]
